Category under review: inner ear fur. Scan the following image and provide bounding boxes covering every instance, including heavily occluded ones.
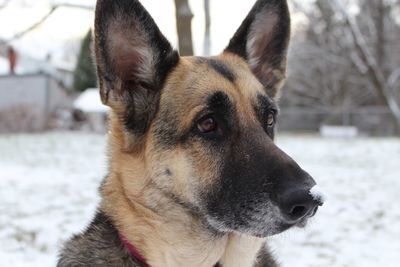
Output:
[94,0,179,142]
[225,0,291,97]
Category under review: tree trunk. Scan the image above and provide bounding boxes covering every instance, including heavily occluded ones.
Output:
[203,0,211,56]
[375,0,385,72]
[174,0,194,56]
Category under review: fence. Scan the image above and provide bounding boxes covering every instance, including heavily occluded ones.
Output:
[277,107,398,136]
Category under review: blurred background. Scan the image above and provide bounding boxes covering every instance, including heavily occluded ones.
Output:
[0,0,399,266]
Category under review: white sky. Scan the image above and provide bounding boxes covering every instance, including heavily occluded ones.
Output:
[0,0,308,62]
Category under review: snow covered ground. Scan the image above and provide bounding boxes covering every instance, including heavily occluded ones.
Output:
[0,132,399,267]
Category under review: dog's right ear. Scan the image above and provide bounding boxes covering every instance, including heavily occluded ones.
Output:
[94,0,179,135]
[225,0,290,98]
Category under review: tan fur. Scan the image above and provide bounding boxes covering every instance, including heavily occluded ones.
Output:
[220,234,266,267]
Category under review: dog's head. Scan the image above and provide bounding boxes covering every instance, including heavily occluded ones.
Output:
[95,0,323,237]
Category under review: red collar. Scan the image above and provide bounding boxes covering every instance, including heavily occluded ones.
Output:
[119,233,150,267]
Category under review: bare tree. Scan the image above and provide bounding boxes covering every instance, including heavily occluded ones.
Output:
[0,3,94,47]
[203,0,211,56]
[282,0,400,132]
[174,0,194,56]
[2,1,197,58]
[330,0,400,128]
[0,6,58,46]
[283,0,368,110]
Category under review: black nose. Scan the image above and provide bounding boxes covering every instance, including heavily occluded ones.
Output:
[279,188,323,223]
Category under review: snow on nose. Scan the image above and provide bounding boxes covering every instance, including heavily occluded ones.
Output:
[309,185,326,205]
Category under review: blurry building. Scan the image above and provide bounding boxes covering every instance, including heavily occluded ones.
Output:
[0,51,74,133]
[0,73,72,132]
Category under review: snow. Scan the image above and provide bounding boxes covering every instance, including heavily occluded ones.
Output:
[0,133,106,266]
[1,132,400,267]
[320,125,359,138]
[270,134,400,267]
[309,185,327,204]
[73,88,109,113]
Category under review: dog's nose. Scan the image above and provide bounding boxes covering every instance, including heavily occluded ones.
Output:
[279,188,323,223]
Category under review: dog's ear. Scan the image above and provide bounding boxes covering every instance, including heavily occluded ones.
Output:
[225,0,290,97]
[94,0,179,135]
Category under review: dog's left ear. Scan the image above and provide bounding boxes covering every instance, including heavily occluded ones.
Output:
[225,0,291,97]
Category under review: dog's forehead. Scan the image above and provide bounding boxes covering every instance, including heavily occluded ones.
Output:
[162,53,266,109]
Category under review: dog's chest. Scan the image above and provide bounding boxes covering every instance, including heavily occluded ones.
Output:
[219,234,265,267]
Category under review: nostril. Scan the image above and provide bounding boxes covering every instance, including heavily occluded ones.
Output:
[290,205,307,218]
[279,188,320,223]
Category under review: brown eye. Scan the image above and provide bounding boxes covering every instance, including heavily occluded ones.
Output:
[266,113,275,127]
[197,116,217,133]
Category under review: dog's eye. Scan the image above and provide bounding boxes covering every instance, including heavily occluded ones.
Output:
[266,112,275,127]
[197,116,217,133]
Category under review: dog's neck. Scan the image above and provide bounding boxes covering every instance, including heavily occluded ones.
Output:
[101,171,265,267]
[100,120,265,267]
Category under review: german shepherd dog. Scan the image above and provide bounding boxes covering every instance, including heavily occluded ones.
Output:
[58,0,323,266]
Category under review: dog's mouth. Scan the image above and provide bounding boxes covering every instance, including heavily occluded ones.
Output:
[204,184,324,238]
[263,204,320,236]
[204,199,322,238]
[261,211,315,237]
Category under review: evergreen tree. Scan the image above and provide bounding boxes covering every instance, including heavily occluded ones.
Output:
[73,29,97,92]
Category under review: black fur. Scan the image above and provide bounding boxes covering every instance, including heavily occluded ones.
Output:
[195,58,236,83]
[203,118,314,237]
[192,91,235,142]
[206,92,234,115]
[207,59,236,83]
[254,246,280,267]
[58,212,142,267]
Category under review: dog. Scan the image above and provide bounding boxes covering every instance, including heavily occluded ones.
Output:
[58,0,323,266]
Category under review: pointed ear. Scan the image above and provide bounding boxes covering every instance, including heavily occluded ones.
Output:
[94,0,179,134]
[225,0,291,97]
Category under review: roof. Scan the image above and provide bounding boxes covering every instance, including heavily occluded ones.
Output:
[73,88,109,113]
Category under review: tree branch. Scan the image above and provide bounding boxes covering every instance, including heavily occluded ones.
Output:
[0,3,93,46]
[53,3,94,11]
[330,0,400,125]
[0,6,58,46]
